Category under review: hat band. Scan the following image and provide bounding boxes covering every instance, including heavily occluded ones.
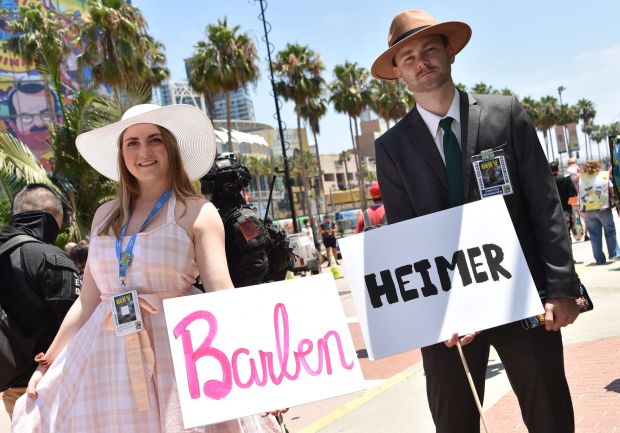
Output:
[390,24,431,47]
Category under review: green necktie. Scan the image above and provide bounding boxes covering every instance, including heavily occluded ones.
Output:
[439,117,464,207]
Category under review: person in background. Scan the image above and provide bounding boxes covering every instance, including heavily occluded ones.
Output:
[68,241,89,278]
[355,181,387,233]
[320,214,339,264]
[579,159,620,264]
[550,161,578,237]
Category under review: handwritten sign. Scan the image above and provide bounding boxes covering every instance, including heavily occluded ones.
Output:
[338,196,544,360]
[163,273,365,428]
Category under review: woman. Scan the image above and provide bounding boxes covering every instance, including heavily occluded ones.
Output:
[12,104,281,432]
[579,159,620,264]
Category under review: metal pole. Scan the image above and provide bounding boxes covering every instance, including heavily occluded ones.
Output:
[256,0,299,233]
[558,86,571,158]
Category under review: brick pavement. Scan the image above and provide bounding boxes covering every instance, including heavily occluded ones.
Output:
[482,336,620,433]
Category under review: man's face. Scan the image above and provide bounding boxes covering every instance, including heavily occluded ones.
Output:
[9,89,53,153]
[392,34,455,94]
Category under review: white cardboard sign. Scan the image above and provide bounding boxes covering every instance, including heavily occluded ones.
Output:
[338,196,544,360]
[163,273,365,428]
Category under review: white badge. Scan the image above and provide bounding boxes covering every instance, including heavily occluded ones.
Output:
[109,290,144,337]
[472,150,513,198]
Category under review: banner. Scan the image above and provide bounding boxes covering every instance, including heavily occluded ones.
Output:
[567,122,579,152]
[555,125,567,154]
[338,196,543,360]
[163,274,365,428]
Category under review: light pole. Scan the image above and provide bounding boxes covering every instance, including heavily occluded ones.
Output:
[557,85,571,159]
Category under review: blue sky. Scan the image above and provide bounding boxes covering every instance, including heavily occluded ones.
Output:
[132,0,620,156]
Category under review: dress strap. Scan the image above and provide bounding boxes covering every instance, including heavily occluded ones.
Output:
[166,190,177,223]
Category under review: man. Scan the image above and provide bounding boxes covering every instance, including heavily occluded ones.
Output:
[372,10,579,433]
[201,153,290,286]
[550,161,578,236]
[6,81,61,171]
[355,181,386,233]
[320,214,339,264]
[0,184,80,418]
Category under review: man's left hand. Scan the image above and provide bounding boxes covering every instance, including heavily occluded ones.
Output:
[544,297,579,331]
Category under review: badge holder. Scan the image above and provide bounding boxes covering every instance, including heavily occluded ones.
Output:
[471,148,513,198]
[109,289,144,337]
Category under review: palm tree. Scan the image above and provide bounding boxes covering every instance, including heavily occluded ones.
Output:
[521,96,549,158]
[73,0,169,91]
[329,61,371,209]
[5,3,70,121]
[539,96,560,161]
[273,42,324,226]
[368,79,413,128]
[454,82,468,92]
[499,87,515,97]
[471,82,499,95]
[189,18,259,152]
[337,150,351,190]
[576,99,597,159]
[300,95,328,214]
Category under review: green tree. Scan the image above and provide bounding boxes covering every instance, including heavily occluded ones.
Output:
[73,0,169,91]
[273,42,324,226]
[521,96,549,158]
[368,79,413,128]
[576,99,597,159]
[454,82,468,92]
[329,61,371,209]
[189,18,259,152]
[300,95,328,214]
[337,150,351,190]
[539,96,560,160]
[471,82,499,95]
[4,2,71,121]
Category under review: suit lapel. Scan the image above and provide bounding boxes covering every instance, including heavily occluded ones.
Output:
[461,91,480,202]
[407,108,449,190]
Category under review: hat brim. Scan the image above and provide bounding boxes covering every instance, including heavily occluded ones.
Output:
[371,21,472,81]
[76,104,216,182]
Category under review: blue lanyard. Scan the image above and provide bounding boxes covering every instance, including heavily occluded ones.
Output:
[116,190,171,285]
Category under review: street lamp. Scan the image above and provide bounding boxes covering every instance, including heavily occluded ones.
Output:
[557,85,571,159]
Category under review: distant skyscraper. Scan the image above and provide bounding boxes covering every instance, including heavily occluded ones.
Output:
[153,80,207,113]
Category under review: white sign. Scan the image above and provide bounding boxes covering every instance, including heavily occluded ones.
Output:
[163,274,365,428]
[338,196,543,360]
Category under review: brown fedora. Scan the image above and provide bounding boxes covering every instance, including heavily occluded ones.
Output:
[371,9,472,81]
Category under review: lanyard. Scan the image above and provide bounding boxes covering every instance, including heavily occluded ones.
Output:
[116,190,171,285]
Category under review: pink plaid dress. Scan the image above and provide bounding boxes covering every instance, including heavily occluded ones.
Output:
[12,193,280,433]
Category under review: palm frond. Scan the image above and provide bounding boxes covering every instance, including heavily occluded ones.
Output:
[0,133,51,185]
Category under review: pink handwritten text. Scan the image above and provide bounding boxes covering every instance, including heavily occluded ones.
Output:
[172,303,355,400]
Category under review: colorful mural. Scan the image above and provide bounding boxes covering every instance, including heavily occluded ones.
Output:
[0,0,87,171]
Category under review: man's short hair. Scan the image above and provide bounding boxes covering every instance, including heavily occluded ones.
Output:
[13,183,63,221]
[549,161,559,173]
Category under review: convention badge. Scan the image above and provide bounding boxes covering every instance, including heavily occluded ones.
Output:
[109,290,144,337]
[471,149,513,198]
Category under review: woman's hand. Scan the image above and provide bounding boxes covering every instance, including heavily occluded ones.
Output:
[262,408,289,417]
[26,364,49,398]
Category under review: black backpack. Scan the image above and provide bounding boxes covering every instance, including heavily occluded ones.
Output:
[0,234,48,391]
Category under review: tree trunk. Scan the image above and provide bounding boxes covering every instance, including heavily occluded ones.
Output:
[296,106,314,228]
[226,91,232,153]
[313,129,325,215]
[351,116,368,209]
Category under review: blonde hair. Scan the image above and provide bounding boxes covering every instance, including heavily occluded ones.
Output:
[98,125,200,237]
[583,159,601,175]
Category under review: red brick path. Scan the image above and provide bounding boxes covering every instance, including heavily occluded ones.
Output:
[482,336,620,432]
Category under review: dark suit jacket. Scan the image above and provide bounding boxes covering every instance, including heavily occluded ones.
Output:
[375,90,578,299]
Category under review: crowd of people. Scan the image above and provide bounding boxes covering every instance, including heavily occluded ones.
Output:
[0,7,618,433]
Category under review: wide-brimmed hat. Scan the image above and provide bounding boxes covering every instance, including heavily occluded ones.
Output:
[76,104,216,181]
[371,9,472,81]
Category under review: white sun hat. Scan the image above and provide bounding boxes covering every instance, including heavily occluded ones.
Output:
[76,104,216,181]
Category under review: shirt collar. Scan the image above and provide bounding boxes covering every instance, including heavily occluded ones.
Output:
[416,89,461,137]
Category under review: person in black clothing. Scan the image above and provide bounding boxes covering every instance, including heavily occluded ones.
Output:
[0,184,80,418]
[320,214,339,264]
[550,161,578,236]
[201,153,290,287]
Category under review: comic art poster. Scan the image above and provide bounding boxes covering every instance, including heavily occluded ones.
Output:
[0,0,87,171]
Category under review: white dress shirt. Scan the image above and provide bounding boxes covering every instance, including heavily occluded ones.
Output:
[416,89,462,164]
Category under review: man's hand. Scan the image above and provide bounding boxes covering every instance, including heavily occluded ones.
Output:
[544,297,579,331]
[445,332,478,348]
